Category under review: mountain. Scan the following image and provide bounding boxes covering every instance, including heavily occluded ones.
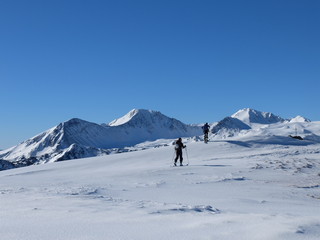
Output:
[209,108,319,142]
[108,109,199,133]
[211,117,251,137]
[0,159,15,170]
[289,115,311,123]
[232,108,285,125]
[0,118,113,168]
[1,108,319,171]
[0,109,201,170]
[211,108,284,138]
[106,109,202,145]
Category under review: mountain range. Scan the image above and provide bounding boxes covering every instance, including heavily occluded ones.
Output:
[0,109,201,169]
[0,108,319,171]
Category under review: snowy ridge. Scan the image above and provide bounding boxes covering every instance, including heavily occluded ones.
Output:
[232,108,285,125]
[210,108,319,142]
[1,108,319,171]
[108,108,146,126]
[290,115,311,123]
[0,109,201,169]
[211,117,251,138]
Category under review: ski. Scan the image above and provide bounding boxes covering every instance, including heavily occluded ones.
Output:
[171,163,188,167]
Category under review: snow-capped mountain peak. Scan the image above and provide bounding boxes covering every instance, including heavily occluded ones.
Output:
[289,115,311,123]
[0,109,201,169]
[109,109,165,127]
[107,109,201,138]
[1,108,319,172]
[108,109,184,129]
[231,108,285,125]
[108,109,142,126]
[211,117,251,138]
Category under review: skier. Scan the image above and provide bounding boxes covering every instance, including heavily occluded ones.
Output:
[202,123,210,143]
[174,138,186,166]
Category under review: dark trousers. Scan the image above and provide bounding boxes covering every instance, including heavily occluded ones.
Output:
[174,149,183,164]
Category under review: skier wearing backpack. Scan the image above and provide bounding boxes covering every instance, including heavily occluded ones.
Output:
[202,123,210,143]
[174,138,186,166]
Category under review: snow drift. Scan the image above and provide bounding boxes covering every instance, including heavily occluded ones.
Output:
[1,137,320,240]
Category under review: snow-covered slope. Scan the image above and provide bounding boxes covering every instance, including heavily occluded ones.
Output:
[290,115,311,123]
[1,108,319,171]
[0,109,201,169]
[0,118,114,167]
[108,108,144,126]
[107,109,201,144]
[1,108,319,238]
[210,108,319,142]
[232,108,285,125]
[211,117,251,137]
[0,139,319,240]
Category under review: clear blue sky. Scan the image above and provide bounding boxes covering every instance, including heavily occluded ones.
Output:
[1,0,319,149]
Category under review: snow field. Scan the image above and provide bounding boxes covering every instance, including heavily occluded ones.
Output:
[1,140,320,240]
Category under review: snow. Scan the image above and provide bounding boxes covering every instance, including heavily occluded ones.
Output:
[1,108,320,239]
[0,109,201,165]
[1,136,320,240]
[211,116,251,137]
[232,108,285,125]
[108,108,141,126]
[1,108,316,170]
[290,116,311,123]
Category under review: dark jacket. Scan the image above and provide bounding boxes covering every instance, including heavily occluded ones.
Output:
[202,123,210,133]
[175,139,185,151]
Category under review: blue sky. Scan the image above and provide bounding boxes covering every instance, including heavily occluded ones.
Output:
[0,0,319,149]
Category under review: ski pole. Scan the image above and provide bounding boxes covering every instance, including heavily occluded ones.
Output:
[184,147,189,166]
[171,148,176,166]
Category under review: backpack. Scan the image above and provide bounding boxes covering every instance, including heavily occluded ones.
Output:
[175,142,180,150]
[203,124,210,132]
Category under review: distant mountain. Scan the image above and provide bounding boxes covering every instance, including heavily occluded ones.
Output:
[289,116,311,123]
[0,118,113,168]
[211,117,251,137]
[1,108,318,171]
[108,109,197,133]
[0,109,202,169]
[232,108,285,125]
[209,108,318,142]
[211,108,284,137]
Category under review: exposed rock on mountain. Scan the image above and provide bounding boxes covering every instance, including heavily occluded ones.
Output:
[0,109,201,169]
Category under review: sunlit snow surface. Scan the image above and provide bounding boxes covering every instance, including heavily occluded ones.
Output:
[1,138,320,240]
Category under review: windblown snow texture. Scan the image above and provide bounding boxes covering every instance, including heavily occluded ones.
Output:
[1,136,320,240]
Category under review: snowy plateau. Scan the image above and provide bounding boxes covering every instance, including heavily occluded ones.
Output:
[0,108,320,240]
